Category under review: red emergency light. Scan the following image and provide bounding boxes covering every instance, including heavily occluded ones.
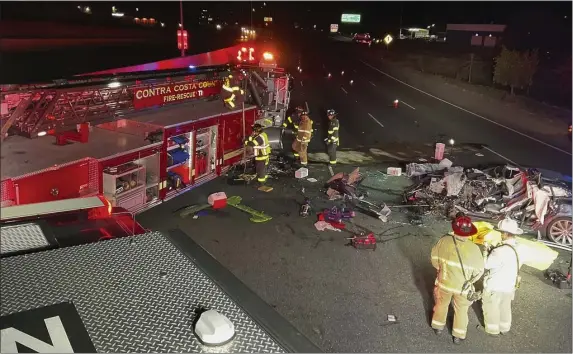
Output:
[237,47,255,62]
[177,30,189,50]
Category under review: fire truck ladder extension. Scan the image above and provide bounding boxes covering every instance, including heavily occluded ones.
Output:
[2,64,238,137]
[1,96,32,142]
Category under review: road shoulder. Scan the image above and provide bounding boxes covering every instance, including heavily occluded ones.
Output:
[361,51,572,146]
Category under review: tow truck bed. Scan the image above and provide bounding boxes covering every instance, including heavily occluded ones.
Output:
[0,229,320,353]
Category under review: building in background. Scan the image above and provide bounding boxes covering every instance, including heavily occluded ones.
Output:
[446,24,507,48]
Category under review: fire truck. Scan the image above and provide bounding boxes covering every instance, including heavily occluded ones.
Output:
[0,42,292,213]
[0,43,319,353]
[0,196,319,353]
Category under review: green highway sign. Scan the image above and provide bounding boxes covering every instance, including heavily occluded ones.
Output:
[341,14,361,23]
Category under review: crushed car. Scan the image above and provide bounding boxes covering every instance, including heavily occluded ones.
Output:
[403,163,572,246]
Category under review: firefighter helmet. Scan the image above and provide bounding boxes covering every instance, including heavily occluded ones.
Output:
[252,123,264,133]
[327,109,337,117]
[452,215,478,237]
[295,106,304,112]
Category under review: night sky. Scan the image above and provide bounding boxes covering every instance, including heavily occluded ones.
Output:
[1,1,571,52]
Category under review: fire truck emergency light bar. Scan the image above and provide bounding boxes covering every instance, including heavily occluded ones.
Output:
[0,196,105,222]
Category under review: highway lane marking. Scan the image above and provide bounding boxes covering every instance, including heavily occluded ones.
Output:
[368,113,384,128]
[359,60,572,156]
[341,87,348,94]
[369,81,376,87]
[400,100,416,110]
[482,146,524,169]
[300,81,304,87]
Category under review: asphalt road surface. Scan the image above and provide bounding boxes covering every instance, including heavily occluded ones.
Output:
[284,34,572,177]
[137,33,573,353]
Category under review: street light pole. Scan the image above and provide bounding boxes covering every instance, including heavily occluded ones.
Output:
[180,0,185,57]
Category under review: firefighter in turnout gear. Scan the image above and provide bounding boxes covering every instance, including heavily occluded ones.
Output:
[325,109,339,165]
[222,74,244,109]
[478,218,524,337]
[292,110,313,166]
[244,124,271,184]
[283,106,304,159]
[431,214,485,345]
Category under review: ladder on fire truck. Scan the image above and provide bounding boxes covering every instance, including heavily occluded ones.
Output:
[0,65,234,142]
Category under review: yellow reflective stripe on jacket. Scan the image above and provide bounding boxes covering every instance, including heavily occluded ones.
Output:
[222,85,234,92]
[431,256,481,272]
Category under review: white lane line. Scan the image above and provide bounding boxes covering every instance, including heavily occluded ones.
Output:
[360,60,572,156]
[482,146,523,169]
[369,81,376,86]
[300,81,304,87]
[341,87,348,94]
[400,100,416,110]
[368,113,384,128]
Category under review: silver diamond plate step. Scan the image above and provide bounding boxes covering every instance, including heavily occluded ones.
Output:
[1,231,285,353]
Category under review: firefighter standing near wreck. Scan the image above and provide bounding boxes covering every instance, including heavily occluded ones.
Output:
[325,109,340,166]
[222,74,244,109]
[292,110,313,167]
[477,218,523,337]
[244,124,271,184]
[431,214,485,345]
[283,106,303,160]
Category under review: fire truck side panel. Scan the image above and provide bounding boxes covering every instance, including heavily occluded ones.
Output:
[5,157,99,206]
[98,144,163,195]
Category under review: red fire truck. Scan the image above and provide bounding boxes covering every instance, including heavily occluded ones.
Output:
[0,197,319,353]
[0,44,319,353]
[0,43,291,213]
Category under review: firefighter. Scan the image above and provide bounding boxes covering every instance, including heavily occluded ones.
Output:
[325,109,339,165]
[478,218,523,337]
[244,124,271,184]
[222,74,244,109]
[291,110,313,167]
[283,106,304,159]
[431,214,485,345]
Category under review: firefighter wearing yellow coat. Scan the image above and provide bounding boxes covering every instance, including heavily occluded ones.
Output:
[431,214,485,345]
[291,110,313,166]
[222,74,244,109]
[282,106,304,159]
[244,124,271,184]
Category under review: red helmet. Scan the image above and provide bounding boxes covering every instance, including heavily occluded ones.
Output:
[452,215,477,237]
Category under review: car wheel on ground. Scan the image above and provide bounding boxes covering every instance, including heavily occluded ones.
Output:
[546,216,573,246]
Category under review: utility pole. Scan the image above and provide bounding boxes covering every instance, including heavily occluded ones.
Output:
[468,53,474,83]
[179,0,185,57]
[398,3,403,39]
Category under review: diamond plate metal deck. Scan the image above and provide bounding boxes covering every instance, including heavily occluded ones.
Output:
[0,223,49,255]
[0,231,285,353]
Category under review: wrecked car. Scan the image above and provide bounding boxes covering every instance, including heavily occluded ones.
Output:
[404,164,572,246]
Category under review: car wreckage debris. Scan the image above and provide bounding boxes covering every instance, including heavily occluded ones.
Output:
[403,164,572,232]
[324,167,392,222]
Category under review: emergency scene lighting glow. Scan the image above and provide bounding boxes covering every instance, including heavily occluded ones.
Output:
[0,2,571,354]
